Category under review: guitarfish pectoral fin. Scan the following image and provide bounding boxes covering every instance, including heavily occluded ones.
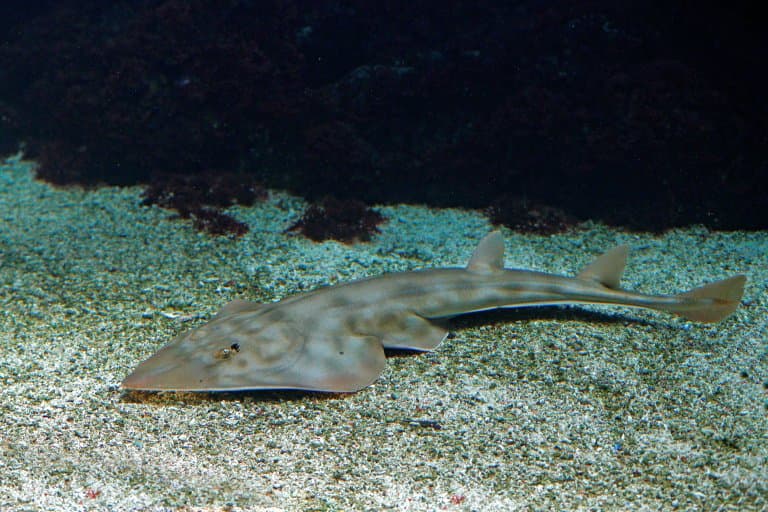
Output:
[288,334,388,392]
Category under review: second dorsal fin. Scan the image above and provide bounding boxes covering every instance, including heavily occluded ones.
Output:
[576,245,629,289]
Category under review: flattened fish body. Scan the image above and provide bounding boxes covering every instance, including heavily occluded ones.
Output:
[122,232,746,393]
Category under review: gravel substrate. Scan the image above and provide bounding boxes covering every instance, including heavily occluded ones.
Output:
[1,155,765,511]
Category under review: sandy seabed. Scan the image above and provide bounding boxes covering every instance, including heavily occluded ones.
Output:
[1,155,766,511]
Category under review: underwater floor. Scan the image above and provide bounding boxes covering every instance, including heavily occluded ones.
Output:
[1,155,766,511]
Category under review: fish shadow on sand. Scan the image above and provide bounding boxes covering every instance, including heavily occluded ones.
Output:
[450,304,662,330]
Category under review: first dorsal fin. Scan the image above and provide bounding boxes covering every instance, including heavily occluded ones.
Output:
[576,245,629,289]
[467,231,505,274]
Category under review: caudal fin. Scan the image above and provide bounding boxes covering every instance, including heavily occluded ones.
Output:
[674,275,746,323]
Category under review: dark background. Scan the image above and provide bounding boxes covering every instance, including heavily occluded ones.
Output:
[1,0,766,231]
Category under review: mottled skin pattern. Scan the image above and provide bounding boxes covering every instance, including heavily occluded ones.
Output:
[122,232,746,393]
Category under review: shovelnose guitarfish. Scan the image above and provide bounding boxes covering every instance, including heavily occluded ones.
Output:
[122,232,746,393]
